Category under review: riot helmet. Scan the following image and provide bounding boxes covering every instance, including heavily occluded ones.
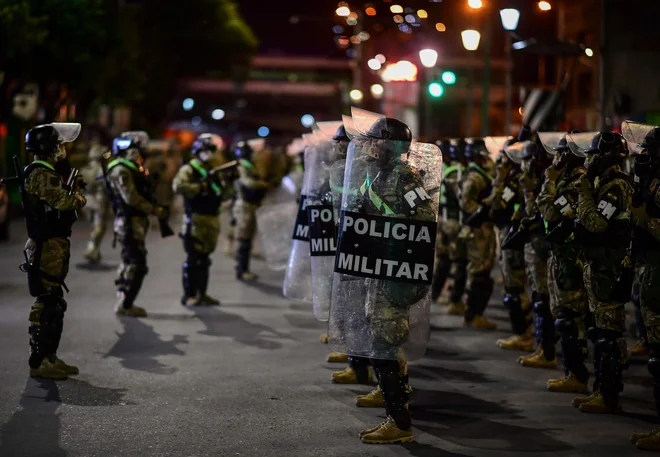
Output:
[464,138,489,162]
[25,122,81,162]
[622,121,660,158]
[437,139,451,164]
[332,124,350,143]
[448,138,466,163]
[234,141,254,162]
[192,133,219,163]
[567,131,628,177]
[113,130,149,163]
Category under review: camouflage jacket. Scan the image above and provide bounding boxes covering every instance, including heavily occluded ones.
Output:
[577,165,631,234]
[460,164,492,216]
[107,159,154,216]
[25,158,87,213]
[537,165,584,225]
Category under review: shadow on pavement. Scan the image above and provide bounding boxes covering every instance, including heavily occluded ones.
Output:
[56,378,134,407]
[284,313,325,330]
[194,307,294,350]
[420,347,479,362]
[74,262,118,272]
[409,364,495,384]
[0,378,66,457]
[103,318,187,374]
[242,280,285,297]
[402,442,472,457]
[411,388,572,452]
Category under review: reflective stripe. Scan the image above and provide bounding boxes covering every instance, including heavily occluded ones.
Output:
[239,159,255,170]
[469,163,493,181]
[190,159,221,196]
[108,158,139,172]
[513,203,520,211]
[31,160,56,171]
[360,173,394,216]
[444,164,459,176]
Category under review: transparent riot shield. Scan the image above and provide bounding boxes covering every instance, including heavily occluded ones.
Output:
[622,121,657,155]
[328,114,441,361]
[305,125,341,320]
[256,201,298,271]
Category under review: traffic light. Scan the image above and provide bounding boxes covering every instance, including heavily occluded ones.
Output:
[441,71,456,85]
[428,82,444,98]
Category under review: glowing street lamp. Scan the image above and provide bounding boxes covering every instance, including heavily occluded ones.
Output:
[367,58,382,70]
[467,0,483,9]
[461,30,481,51]
[538,1,552,11]
[349,89,364,101]
[336,6,350,16]
[419,49,438,68]
[499,8,520,31]
[370,84,384,99]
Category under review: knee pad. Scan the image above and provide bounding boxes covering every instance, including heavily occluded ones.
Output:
[503,291,521,312]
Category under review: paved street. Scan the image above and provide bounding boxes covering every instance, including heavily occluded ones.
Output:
[0,218,657,457]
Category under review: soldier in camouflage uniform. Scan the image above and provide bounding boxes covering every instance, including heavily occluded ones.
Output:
[623,123,660,450]
[513,139,557,370]
[460,139,497,330]
[173,134,228,306]
[536,133,590,392]
[488,137,533,352]
[107,132,167,317]
[432,139,468,315]
[234,140,288,281]
[569,132,632,414]
[19,123,87,379]
[82,144,111,264]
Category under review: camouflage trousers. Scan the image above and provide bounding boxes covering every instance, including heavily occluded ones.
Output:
[220,199,235,243]
[523,232,548,296]
[548,246,588,340]
[180,213,220,255]
[233,199,258,241]
[88,203,110,249]
[24,237,71,293]
[464,223,496,277]
[498,224,526,290]
[640,263,660,346]
[114,215,149,290]
[435,218,467,275]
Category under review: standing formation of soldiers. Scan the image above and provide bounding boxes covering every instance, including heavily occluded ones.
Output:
[11,113,660,450]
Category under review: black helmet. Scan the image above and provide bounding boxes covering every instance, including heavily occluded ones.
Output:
[517,125,532,143]
[641,127,660,151]
[332,124,350,142]
[588,132,628,158]
[437,139,451,163]
[464,138,488,161]
[112,136,141,156]
[365,118,412,142]
[448,138,466,162]
[234,141,254,161]
[25,125,61,153]
[191,134,218,156]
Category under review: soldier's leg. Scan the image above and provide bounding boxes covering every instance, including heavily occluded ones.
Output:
[331,356,372,384]
[464,226,496,329]
[578,262,626,414]
[28,286,68,380]
[235,201,258,281]
[631,273,649,356]
[221,199,235,256]
[360,358,413,444]
[116,235,148,317]
[84,209,108,263]
[447,233,467,315]
[431,230,450,302]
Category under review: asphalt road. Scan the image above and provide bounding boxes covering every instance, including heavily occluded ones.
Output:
[0,218,656,457]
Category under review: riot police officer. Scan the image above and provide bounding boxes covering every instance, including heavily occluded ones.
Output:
[623,122,660,449]
[107,131,167,317]
[537,132,590,392]
[460,138,497,329]
[569,131,632,414]
[173,133,227,306]
[19,123,87,379]
[432,139,468,315]
[82,144,111,264]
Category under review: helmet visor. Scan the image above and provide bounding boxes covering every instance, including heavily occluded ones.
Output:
[316,121,342,140]
[484,136,513,158]
[503,140,528,164]
[247,138,266,152]
[351,107,386,137]
[342,114,359,140]
[567,132,599,157]
[121,130,149,147]
[622,121,656,154]
[538,132,566,154]
[52,123,81,143]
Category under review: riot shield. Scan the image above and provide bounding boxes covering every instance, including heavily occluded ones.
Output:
[622,121,657,155]
[282,136,317,302]
[328,111,441,361]
[256,201,298,271]
[305,122,342,320]
[503,140,529,164]
[566,132,599,157]
[538,132,566,154]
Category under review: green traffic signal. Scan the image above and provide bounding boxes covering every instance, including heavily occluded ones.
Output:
[441,71,456,85]
[428,82,444,98]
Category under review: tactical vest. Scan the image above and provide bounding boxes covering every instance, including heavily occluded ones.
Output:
[493,168,521,228]
[107,158,152,217]
[184,159,223,216]
[466,164,493,202]
[23,161,76,239]
[238,159,267,204]
[440,165,461,220]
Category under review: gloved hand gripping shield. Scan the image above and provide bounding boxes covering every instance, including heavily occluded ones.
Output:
[282,133,319,301]
[328,108,442,361]
[305,121,343,320]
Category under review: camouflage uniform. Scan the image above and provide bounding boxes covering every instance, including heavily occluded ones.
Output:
[173,157,224,304]
[107,158,157,311]
[234,147,288,278]
[81,159,110,263]
[460,162,496,325]
[432,163,468,307]
[22,158,86,376]
[537,164,589,388]
[574,163,632,411]
[489,155,531,341]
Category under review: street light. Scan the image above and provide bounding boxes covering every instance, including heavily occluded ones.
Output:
[336,6,350,16]
[428,82,444,98]
[257,126,270,137]
[349,89,364,101]
[211,109,225,120]
[419,49,438,68]
[367,58,381,70]
[183,98,195,111]
[461,30,481,51]
[585,47,594,57]
[467,0,483,9]
[499,8,520,31]
[370,84,384,99]
[538,1,552,11]
[390,4,403,13]
[442,71,457,85]
[301,114,315,127]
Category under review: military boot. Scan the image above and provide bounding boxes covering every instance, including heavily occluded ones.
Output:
[326,352,349,363]
[361,416,414,444]
[199,295,220,306]
[51,356,79,375]
[465,314,497,330]
[237,271,258,281]
[578,392,622,414]
[572,391,600,408]
[356,386,384,408]
[331,366,372,384]
[30,358,68,380]
[519,350,557,369]
[632,428,660,447]
[115,293,148,318]
[631,339,649,357]
[446,301,466,316]
[547,373,589,393]
[319,333,329,344]
[518,346,542,364]
[359,420,388,438]
[83,242,101,264]
[497,330,534,352]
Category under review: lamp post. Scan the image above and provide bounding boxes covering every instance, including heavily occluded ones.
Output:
[500,8,520,136]
[461,30,481,137]
[419,48,438,140]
